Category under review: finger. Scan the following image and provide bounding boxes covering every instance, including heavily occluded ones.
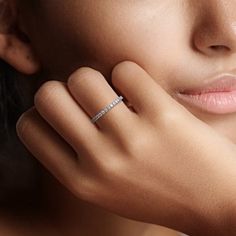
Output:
[111,61,176,120]
[16,107,80,190]
[67,67,137,133]
[34,80,101,153]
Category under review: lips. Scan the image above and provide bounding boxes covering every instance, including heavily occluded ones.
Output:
[175,74,236,114]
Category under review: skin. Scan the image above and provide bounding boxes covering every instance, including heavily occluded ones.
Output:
[16,0,236,141]
[1,0,236,235]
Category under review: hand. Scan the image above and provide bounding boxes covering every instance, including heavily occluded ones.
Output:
[16,61,236,236]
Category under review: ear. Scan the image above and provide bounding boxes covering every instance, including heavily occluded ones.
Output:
[0,0,40,75]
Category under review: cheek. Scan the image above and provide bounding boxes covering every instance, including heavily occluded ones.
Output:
[86,5,191,86]
[27,1,190,82]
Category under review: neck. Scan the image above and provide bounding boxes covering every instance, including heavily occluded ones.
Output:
[41,170,152,236]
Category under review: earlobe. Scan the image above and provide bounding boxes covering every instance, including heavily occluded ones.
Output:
[0,0,41,75]
[0,33,41,75]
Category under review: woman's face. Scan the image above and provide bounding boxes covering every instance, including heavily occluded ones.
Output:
[18,0,236,142]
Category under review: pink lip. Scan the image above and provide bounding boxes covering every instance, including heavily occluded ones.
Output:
[176,74,236,114]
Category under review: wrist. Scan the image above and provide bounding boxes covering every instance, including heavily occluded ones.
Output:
[189,176,236,235]
[185,146,236,236]
[221,195,236,236]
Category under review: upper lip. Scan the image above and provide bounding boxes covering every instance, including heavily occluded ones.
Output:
[179,72,236,95]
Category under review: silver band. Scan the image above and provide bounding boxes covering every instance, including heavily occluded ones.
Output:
[91,96,124,123]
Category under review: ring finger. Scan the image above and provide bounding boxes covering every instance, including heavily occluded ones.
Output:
[67,67,138,134]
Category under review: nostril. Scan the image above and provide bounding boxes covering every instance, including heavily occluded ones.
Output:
[209,45,230,51]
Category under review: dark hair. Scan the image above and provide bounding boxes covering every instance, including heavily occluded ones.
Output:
[0,60,42,213]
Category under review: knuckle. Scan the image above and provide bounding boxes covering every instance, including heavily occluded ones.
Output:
[98,155,125,176]
[158,109,183,131]
[124,131,151,155]
[16,113,30,137]
[70,175,102,203]
[67,67,103,88]
[34,80,63,108]
[112,61,137,77]
[111,61,136,87]
[16,108,36,137]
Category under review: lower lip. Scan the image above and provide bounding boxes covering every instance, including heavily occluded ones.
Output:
[176,90,236,114]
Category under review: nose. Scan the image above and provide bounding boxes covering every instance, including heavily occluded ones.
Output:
[192,1,236,57]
